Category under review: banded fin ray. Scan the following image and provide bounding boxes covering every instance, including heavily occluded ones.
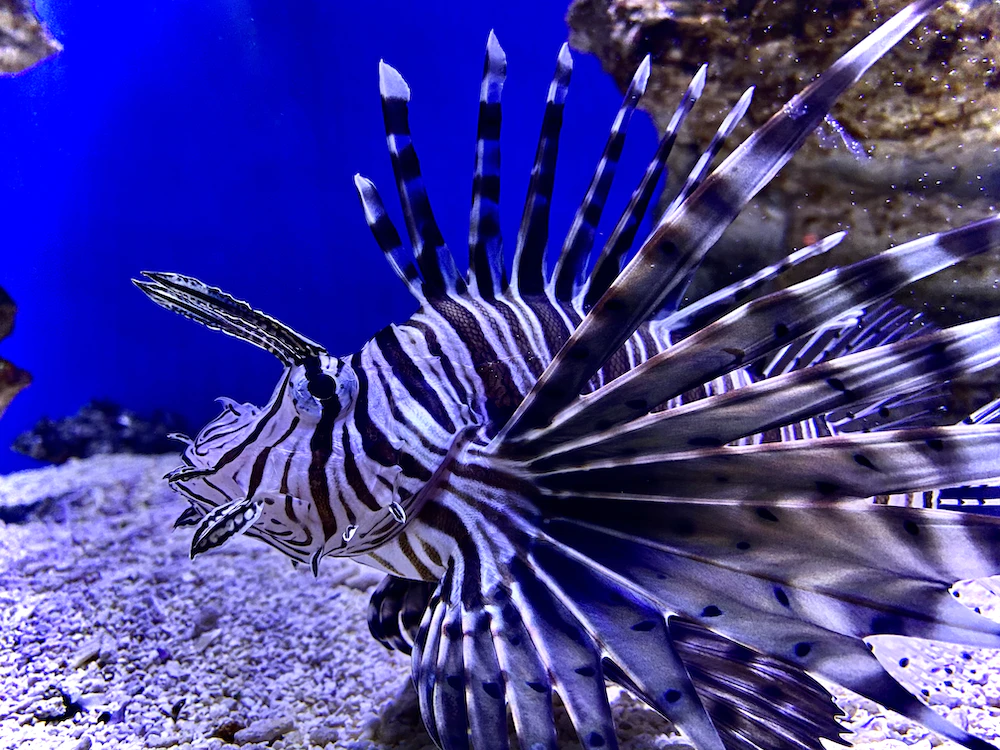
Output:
[469,31,507,299]
[381,570,846,750]
[544,502,1000,649]
[498,0,950,440]
[931,395,1000,513]
[461,596,509,749]
[433,589,471,750]
[541,500,1000,749]
[755,302,948,441]
[536,425,1000,502]
[583,64,708,311]
[397,474,860,750]
[512,43,572,297]
[412,576,450,749]
[482,571,559,750]
[367,575,434,653]
[354,174,424,299]
[530,316,1000,469]
[655,85,755,317]
[134,272,325,363]
[968,395,1000,425]
[527,541,728,750]
[550,56,651,302]
[762,301,929,381]
[662,231,845,336]
[660,86,755,223]
[412,544,729,750]
[511,216,1000,454]
[543,495,1000,587]
[379,61,465,298]
[667,617,847,750]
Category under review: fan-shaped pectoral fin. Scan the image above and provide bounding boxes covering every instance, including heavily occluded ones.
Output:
[408,543,733,750]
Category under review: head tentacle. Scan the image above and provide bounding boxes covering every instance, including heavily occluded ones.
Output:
[133,271,324,363]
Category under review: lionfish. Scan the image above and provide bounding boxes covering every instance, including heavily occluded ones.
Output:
[136,1,1000,749]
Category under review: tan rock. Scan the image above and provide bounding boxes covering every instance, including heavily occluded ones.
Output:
[0,0,61,76]
[567,0,1000,326]
[0,285,29,417]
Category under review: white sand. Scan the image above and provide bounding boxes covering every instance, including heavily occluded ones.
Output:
[1,454,998,749]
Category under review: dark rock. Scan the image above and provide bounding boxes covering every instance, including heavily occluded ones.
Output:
[33,686,84,723]
[371,680,427,744]
[12,400,187,464]
[191,605,221,639]
[0,286,15,341]
[211,719,246,743]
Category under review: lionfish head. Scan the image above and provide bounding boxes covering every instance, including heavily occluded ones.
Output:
[133,271,361,569]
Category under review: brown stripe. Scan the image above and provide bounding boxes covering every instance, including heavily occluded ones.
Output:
[429,296,522,427]
[341,424,382,512]
[420,537,444,569]
[368,551,404,577]
[399,532,433,580]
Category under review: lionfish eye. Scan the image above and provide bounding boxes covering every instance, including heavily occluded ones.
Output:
[292,357,356,418]
[307,373,337,401]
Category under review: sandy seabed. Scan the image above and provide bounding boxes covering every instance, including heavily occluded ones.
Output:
[1,454,999,750]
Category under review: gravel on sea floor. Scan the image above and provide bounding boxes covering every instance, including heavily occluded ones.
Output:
[1,454,999,750]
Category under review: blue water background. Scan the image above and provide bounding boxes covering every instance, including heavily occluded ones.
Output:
[0,0,659,474]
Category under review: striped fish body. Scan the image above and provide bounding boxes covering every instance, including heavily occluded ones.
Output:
[138,3,1000,750]
[164,292,682,575]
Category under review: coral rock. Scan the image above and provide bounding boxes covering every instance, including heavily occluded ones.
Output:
[0,0,61,75]
[13,400,187,464]
[566,0,1000,325]
[0,285,30,417]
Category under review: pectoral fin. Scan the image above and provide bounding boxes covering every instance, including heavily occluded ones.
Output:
[190,495,265,558]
